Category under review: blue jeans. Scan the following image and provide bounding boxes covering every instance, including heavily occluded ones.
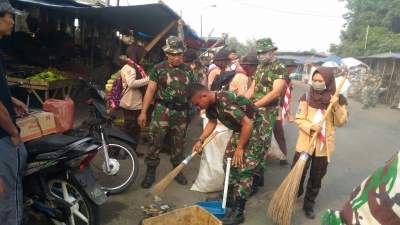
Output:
[0,137,27,225]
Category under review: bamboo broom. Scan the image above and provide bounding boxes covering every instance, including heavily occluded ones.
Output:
[151,131,220,197]
[267,75,348,225]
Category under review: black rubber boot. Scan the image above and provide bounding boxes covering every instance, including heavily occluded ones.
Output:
[303,207,315,219]
[141,165,156,189]
[222,197,246,225]
[172,163,188,185]
[174,172,188,185]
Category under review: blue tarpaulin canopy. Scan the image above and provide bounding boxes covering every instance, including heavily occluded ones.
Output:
[318,55,342,64]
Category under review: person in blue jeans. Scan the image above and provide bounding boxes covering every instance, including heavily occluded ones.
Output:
[0,1,29,224]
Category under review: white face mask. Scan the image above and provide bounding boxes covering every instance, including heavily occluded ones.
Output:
[311,81,327,91]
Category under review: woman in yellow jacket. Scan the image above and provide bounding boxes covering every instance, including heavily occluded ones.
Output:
[293,67,348,219]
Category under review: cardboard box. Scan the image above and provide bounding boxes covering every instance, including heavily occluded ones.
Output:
[17,111,57,142]
[32,112,57,136]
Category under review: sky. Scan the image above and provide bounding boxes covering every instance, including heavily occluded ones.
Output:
[117,0,348,52]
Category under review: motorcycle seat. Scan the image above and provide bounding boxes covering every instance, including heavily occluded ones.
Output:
[25,134,82,156]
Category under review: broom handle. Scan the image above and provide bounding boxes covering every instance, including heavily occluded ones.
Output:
[182,131,221,165]
[306,75,348,160]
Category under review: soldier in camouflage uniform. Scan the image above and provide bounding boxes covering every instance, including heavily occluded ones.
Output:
[138,36,194,188]
[361,73,382,109]
[321,151,400,225]
[245,38,288,192]
[190,84,264,225]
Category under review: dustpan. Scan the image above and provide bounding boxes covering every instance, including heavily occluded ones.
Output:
[196,158,232,219]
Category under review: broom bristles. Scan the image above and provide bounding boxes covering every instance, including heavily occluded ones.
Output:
[267,158,307,225]
[151,163,185,196]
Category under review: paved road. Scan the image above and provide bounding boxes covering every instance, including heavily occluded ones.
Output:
[100,81,400,225]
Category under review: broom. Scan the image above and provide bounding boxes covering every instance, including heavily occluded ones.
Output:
[151,131,221,197]
[267,75,348,225]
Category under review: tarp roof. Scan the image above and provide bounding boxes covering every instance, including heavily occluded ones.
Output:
[277,55,326,65]
[359,52,400,60]
[318,55,342,64]
[77,4,179,37]
[14,1,203,47]
[14,0,91,8]
[341,57,366,68]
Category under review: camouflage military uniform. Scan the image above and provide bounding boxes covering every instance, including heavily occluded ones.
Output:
[361,74,381,109]
[206,91,263,198]
[253,61,288,166]
[145,61,194,167]
[321,151,400,225]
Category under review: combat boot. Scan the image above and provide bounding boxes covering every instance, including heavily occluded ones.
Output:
[174,172,188,185]
[222,197,246,225]
[171,163,188,185]
[141,165,157,189]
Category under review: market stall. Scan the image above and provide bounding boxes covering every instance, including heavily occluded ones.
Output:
[6,0,203,106]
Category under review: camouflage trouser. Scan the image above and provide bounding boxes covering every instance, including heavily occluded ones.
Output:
[361,86,378,108]
[321,151,400,225]
[144,103,188,167]
[254,107,278,176]
[223,124,264,199]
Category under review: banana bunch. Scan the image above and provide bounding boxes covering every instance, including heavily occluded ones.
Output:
[105,71,120,92]
[27,69,66,81]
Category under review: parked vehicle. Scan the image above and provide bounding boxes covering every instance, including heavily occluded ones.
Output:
[23,134,107,225]
[68,79,139,194]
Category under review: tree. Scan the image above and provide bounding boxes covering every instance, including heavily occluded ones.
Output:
[334,0,400,56]
[225,37,257,56]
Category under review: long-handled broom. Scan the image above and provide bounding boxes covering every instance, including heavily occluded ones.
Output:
[151,131,221,197]
[267,76,348,225]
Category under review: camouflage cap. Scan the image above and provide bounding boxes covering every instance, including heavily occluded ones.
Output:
[256,38,278,53]
[162,36,186,54]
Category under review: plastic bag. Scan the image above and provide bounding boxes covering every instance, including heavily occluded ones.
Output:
[43,97,74,133]
[266,133,286,160]
[191,115,232,193]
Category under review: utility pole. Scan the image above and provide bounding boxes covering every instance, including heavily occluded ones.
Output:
[200,15,203,38]
[364,25,370,51]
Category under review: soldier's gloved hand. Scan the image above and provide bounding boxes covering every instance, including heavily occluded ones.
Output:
[192,140,203,154]
[138,112,147,128]
[233,147,244,168]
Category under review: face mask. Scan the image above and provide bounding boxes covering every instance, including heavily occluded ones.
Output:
[312,82,326,91]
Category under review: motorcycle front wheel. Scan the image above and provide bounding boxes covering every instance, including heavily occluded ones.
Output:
[47,179,100,225]
[90,140,138,194]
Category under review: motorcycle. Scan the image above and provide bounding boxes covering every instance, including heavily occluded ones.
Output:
[23,134,107,225]
[68,79,139,194]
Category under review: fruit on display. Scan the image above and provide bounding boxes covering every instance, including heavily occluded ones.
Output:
[27,68,67,81]
[105,71,120,92]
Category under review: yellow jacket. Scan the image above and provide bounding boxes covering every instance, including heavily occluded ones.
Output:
[295,100,347,157]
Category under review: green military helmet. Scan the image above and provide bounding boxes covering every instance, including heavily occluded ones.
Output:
[256,38,278,53]
[162,36,186,54]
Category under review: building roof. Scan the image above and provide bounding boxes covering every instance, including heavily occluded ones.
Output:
[359,52,400,60]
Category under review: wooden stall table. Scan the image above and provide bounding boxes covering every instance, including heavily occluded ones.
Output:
[7,76,80,104]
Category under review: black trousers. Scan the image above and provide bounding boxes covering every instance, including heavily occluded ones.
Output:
[122,109,141,150]
[292,151,328,209]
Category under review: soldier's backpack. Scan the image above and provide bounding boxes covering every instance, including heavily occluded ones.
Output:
[210,71,236,91]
